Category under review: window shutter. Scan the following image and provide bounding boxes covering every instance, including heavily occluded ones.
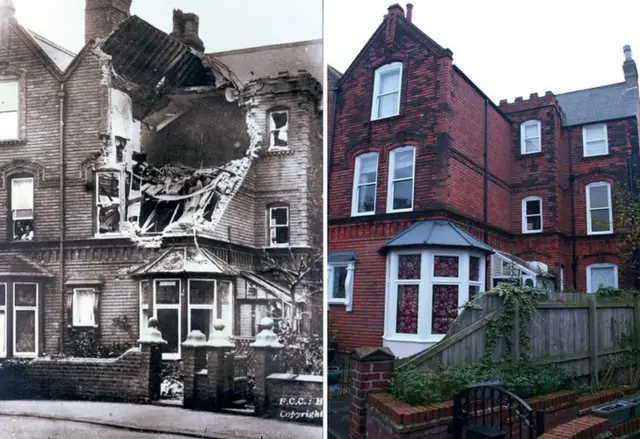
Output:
[66,293,73,328]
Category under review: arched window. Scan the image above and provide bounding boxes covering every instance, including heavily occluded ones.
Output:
[520,120,541,154]
[586,263,618,293]
[371,62,403,120]
[586,182,613,235]
[521,196,543,233]
[351,152,378,216]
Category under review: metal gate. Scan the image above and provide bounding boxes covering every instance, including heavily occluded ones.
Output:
[451,382,545,439]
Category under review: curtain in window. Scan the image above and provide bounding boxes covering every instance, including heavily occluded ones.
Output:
[590,267,615,292]
[396,285,419,334]
[73,290,96,326]
[431,285,459,335]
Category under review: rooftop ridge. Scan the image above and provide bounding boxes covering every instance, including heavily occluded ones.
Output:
[207,38,321,57]
[555,81,627,96]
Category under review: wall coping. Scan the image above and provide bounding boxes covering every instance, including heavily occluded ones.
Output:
[33,348,141,365]
[267,373,323,383]
[538,415,609,439]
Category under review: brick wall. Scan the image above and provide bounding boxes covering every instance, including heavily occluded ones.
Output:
[265,373,323,424]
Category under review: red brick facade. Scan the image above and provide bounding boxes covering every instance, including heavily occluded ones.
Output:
[328,4,640,354]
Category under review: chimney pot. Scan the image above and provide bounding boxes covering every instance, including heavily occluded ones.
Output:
[387,3,405,17]
[406,3,413,22]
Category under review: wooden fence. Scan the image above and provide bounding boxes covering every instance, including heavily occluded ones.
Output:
[400,292,640,379]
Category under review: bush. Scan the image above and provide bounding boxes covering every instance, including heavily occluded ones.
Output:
[390,366,442,406]
[65,328,132,358]
[276,325,323,375]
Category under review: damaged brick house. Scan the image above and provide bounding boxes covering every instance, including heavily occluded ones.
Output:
[0,0,322,360]
[327,3,639,358]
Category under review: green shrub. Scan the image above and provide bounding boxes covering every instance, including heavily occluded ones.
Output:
[390,366,442,406]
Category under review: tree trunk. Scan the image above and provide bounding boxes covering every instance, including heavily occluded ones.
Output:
[290,284,296,329]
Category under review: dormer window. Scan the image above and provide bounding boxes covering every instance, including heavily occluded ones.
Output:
[268,110,289,150]
[520,120,541,154]
[371,62,402,120]
[0,80,19,141]
[583,123,608,157]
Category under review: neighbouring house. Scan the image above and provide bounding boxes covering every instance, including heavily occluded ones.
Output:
[327,3,640,358]
[0,0,322,360]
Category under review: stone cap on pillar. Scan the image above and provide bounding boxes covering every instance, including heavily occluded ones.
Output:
[137,317,168,345]
[250,317,283,348]
[182,329,207,348]
[350,347,394,362]
[207,319,234,348]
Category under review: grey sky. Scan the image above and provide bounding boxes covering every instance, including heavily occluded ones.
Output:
[14,0,322,54]
[326,0,640,103]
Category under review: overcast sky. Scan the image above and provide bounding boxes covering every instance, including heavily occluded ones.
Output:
[13,0,322,54]
[325,0,640,103]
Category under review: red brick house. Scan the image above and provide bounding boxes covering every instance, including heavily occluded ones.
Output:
[327,3,639,358]
[0,0,322,360]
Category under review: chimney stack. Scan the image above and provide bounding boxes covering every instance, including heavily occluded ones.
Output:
[406,3,413,22]
[170,9,205,52]
[85,0,131,43]
[387,4,405,18]
[623,45,638,89]
[0,0,15,18]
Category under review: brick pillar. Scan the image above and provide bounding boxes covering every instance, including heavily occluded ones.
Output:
[137,317,167,402]
[349,347,395,439]
[251,317,283,416]
[206,319,235,410]
[181,329,207,409]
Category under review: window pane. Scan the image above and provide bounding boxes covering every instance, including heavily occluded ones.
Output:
[11,178,34,211]
[525,138,540,153]
[377,93,398,118]
[469,257,480,281]
[15,310,35,353]
[0,284,5,306]
[190,309,212,339]
[379,69,400,94]
[398,254,421,280]
[332,266,347,299]
[434,256,459,278]
[140,281,151,306]
[217,281,232,335]
[590,209,611,232]
[357,184,376,213]
[98,205,120,234]
[586,140,607,156]
[274,226,289,244]
[156,280,179,304]
[189,280,214,305]
[73,289,95,326]
[358,155,378,184]
[0,81,18,111]
[591,267,615,292]
[15,284,37,306]
[97,172,120,204]
[0,112,18,140]
[526,200,541,215]
[392,180,413,210]
[156,308,179,354]
[585,125,604,142]
[271,208,288,225]
[396,285,419,334]
[0,311,5,356]
[589,185,609,209]
[524,124,538,138]
[527,216,541,231]
[432,285,459,335]
[393,149,414,179]
[469,285,480,300]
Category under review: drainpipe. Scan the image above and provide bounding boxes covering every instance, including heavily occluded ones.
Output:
[328,83,341,190]
[568,128,577,290]
[483,98,489,243]
[58,83,66,353]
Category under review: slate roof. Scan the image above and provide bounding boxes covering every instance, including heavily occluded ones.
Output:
[379,220,494,255]
[556,82,638,126]
[208,39,322,87]
[26,30,75,72]
[0,253,54,278]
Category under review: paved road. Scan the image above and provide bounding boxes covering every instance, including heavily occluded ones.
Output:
[0,416,190,439]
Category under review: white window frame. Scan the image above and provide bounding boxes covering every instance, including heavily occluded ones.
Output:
[72,288,98,327]
[95,170,124,237]
[351,152,378,217]
[0,283,6,358]
[11,177,34,221]
[268,109,289,151]
[521,196,543,234]
[13,282,38,358]
[371,62,402,121]
[0,80,19,141]
[582,123,608,157]
[586,263,618,293]
[143,279,181,360]
[268,206,289,247]
[586,182,613,235]
[520,120,542,154]
[187,279,216,337]
[327,262,355,311]
[386,146,416,213]
[384,249,485,344]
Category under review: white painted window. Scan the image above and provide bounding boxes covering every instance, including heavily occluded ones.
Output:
[351,153,378,216]
[72,288,97,327]
[583,124,608,157]
[385,250,485,344]
[268,110,289,150]
[586,263,618,293]
[269,206,289,247]
[140,279,181,360]
[0,283,6,358]
[586,182,613,235]
[520,120,541,154]
[11,177,34,241]
[0,80,19,141]
[371,62,402,120]
[188,279,233,339]
[96,171,122,235]
[13,283,38,358]
[522,196,543,233]
[387,146,415,212]
[327,262,355,311]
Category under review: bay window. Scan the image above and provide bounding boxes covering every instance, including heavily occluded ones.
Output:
[13,282,38,357]
[351,152,378,216]
[387,146,415,212]
[188,279,233,339]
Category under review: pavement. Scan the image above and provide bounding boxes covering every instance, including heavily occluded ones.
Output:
[328,393,350,439]
[0,400,323,439]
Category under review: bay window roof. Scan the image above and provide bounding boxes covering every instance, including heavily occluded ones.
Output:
[131,246,238,276]
[0,253,54,278]
[379,220,494,255]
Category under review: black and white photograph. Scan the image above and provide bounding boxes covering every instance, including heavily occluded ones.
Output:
[0,0,323,437]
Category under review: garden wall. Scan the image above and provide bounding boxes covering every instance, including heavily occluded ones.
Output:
[266,373,323,422]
